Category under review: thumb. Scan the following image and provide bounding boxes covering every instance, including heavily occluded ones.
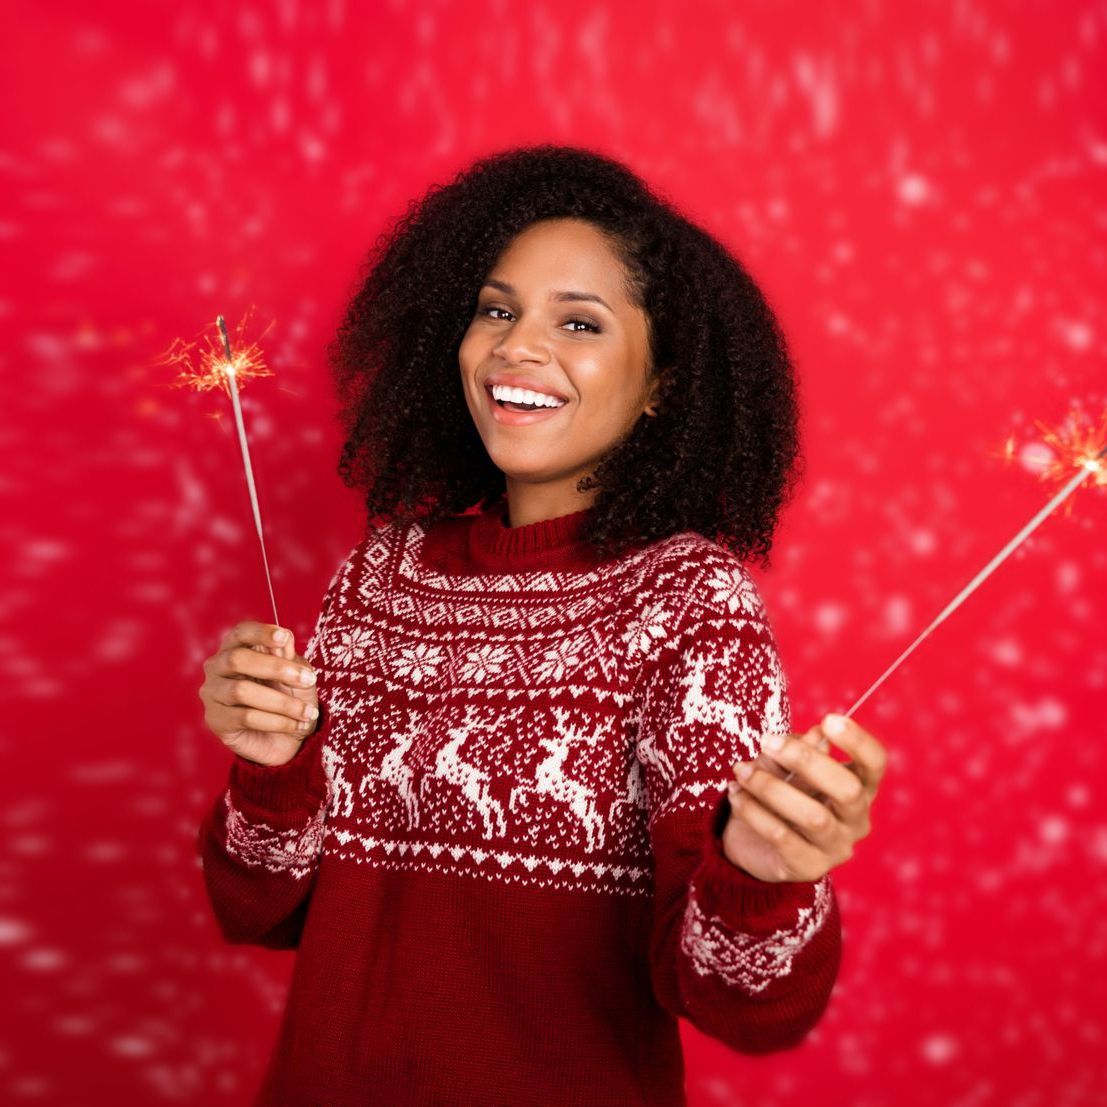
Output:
[269,631,307,698]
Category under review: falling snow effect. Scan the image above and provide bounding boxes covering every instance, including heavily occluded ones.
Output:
[3,1,1106,1105]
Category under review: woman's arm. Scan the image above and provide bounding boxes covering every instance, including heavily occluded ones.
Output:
[636,555,842,1052]
[195,544,356,949]
[195,704,333,949]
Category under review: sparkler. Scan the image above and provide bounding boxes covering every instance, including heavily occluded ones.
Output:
[160,313,282,627]
[783,406,1106,782]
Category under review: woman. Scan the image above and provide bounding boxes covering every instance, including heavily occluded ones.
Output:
[197,144,887,1107]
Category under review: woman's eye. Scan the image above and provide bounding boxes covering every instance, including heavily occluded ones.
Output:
[475,306,599,334]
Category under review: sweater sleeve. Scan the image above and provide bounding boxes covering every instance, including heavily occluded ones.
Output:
[195,550,351,950]
[635,555,842,1054]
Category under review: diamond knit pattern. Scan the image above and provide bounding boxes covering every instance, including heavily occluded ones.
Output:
[197,497,842,1106]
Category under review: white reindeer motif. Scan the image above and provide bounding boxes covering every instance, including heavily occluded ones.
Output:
[417,707,507,840]
[322,743,357,819]
[373,715,425,829]
[677,643,785,759]
[758,664,790,743]
[635,673,678,794]
[508,708,606,853]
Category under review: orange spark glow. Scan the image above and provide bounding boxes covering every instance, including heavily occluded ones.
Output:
[1032,407,1107,490]
[155,310,275,398]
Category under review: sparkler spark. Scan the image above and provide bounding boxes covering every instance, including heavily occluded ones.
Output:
[159,310,275,397]
[782,407,1106,783]
[157,312,282,629]
[1030,406,1107,497]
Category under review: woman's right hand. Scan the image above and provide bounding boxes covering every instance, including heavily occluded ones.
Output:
[200,620,321,767]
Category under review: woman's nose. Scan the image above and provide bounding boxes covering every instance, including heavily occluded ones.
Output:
[493,317,548,363]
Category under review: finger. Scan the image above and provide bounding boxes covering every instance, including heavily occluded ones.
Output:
[727,787,829,881]
[801,728,832,800]
[732,762,843,851]
[209,699,318,738]
[779,724,847,793]
[215,645,317,689]
[212,675,319,726]
[756,726,829,796]
[754,730,805,778]
[820,714,888,791]
[755,730,866,810]
[271,631,296,663]
[220,621,294,652]
[762,724,828,763]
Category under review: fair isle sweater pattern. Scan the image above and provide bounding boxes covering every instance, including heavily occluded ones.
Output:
[216,514,834,989]
[222,790,331,881]
[336,523,755,882]
[682,873,834,995]
[198,504,843,1101]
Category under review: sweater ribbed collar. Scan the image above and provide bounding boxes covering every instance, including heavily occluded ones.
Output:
[466,496,595,570]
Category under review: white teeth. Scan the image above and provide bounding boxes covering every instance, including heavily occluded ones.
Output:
[491,384,566,408]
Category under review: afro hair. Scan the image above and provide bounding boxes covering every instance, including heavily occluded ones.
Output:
[326,142,805,568]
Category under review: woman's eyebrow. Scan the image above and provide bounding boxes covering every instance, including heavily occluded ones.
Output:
[481,278,613,314]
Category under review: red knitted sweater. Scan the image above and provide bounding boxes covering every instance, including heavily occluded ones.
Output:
[196,496,841,1106]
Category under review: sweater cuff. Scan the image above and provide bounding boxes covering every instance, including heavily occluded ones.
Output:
[695,785,828,923]
[229,707,332,814]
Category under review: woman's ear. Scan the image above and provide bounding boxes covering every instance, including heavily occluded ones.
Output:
[643,367,668,417]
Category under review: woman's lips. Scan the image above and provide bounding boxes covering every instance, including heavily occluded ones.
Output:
[484,385,569,426]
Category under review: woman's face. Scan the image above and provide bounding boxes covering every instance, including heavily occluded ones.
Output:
[458,217,660,516]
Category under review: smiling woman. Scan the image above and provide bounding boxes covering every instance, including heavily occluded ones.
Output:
[196,144,846,1107]
[324,142,804,564]
[457,215,664,525]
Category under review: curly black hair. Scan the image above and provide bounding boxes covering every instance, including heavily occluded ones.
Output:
[326,143,805,568]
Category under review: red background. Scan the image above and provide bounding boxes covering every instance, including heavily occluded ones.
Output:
[3,2,1106,1104]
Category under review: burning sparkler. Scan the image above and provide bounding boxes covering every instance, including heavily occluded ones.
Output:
[159,313,282,628]
[784,406,1106,782]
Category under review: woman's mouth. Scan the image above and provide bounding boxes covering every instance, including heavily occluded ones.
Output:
[484,384,569,426]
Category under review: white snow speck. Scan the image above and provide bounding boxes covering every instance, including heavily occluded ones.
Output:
[920,1033,959,1065]
[897,174,932,205]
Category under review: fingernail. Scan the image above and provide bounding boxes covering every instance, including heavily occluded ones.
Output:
[306,705,319,721]
[823,713,847,736]
[727,781,741,799]
[299,668,316,686]
[734,762,755,781]
[763,732,786,752]
[274,628,289,644]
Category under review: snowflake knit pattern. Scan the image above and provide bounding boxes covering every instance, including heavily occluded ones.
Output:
[197,495,842,1106]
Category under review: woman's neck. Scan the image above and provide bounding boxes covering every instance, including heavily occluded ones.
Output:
[501,481,597,528]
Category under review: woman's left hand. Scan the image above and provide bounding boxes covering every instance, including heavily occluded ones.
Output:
[721,713,887,883]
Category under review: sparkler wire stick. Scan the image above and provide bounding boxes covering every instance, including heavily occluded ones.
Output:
[781,439,1107,783]
[843,439,1106,719]
[216,314,281,629]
